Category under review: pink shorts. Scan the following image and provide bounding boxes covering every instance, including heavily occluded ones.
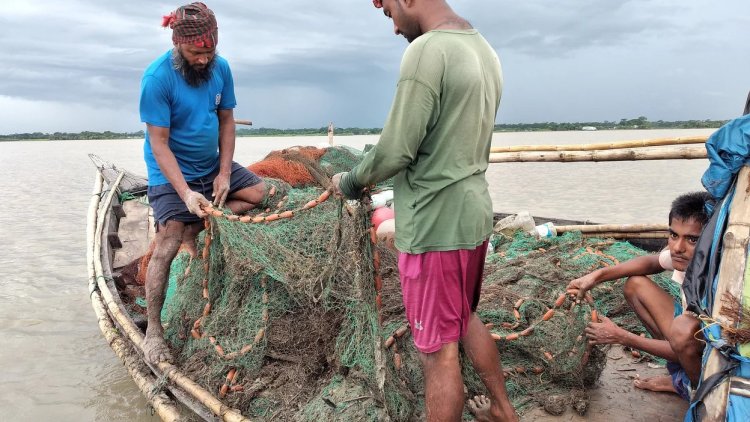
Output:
[398,240,488,354]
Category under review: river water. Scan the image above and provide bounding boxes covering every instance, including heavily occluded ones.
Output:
[0,129,714,421]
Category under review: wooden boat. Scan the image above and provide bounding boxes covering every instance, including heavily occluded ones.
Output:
[87,159,688,421]
[87,162,243,422]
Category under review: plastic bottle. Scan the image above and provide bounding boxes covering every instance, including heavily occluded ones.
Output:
[493,211,536,236]
[533,222,557,239]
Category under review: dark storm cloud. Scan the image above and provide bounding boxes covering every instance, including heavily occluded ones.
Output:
[470,1,674,56]
[1,0,749,133]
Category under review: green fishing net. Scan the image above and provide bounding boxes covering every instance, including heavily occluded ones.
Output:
[149,146,678,420]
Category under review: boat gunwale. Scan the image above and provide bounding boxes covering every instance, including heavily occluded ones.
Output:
[87,171,183,421]
[91,170,241,422]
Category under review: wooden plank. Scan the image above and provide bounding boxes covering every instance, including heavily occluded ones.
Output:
[105,197,119,266]
[113,200,153,269]
[112,203,126,219]
[101,201,132,319]
[702,166,750,420]
[107,232,123,249]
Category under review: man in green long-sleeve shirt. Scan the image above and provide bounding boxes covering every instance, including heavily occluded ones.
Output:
[332,1,516,420]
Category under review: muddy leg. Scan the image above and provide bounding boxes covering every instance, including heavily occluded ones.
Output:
[179,222,203,258]
[142,220,184,364]
[420,342,464,421]
[462,313,518,422]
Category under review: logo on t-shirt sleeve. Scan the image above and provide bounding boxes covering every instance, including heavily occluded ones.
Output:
[215,94,221,106]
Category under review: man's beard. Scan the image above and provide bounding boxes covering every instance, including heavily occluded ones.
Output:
[172,49,215,87]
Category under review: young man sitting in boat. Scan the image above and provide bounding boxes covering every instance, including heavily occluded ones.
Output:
[566,191,710,401]
[139,2,266,364]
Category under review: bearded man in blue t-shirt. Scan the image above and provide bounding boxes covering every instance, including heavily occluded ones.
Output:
[138,2,265,364]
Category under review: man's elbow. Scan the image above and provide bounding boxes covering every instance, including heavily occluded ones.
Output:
[376,152,413,173]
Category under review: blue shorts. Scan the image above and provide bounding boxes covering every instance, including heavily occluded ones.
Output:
[147,162,262,226]
[666,361,692,401]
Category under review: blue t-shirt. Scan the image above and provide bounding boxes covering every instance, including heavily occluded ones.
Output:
[139,50,237,186]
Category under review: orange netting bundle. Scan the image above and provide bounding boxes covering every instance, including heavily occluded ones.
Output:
[248,157,314,186]
[248,146,330,187]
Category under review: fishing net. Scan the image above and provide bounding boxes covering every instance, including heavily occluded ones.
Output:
[134,145,679,420]
[471,231,677,413]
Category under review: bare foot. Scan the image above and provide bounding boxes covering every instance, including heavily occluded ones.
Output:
[633,374,677,394]
[467,395,493,422]
[142,333,174,365]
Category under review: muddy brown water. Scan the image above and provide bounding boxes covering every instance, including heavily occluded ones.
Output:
[0,129,710,420]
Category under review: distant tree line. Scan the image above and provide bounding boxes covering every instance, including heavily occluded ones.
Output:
[237,126,382,137]
[0,117,729,141]
[494,116,728,132]
[0,130,145,141]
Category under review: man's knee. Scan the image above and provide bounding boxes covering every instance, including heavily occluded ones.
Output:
[623,275,649,301]
[419,342,459,370]
[252,181,266,203]
[232,181,266,205]
[151,224,184,264]
[669,315,701,352]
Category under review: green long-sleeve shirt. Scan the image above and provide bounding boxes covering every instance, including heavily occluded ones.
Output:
[341,29,503,254]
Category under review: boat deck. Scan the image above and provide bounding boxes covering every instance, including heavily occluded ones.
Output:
[523,346,687,421]
[113,199,154,268]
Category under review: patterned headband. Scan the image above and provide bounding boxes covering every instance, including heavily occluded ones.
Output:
[161,2,218,48]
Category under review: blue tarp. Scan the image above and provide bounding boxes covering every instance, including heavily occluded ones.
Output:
[683,114,750,421]
[701,114,750,212]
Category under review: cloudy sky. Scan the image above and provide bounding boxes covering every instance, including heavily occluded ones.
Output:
[1,0,748,134]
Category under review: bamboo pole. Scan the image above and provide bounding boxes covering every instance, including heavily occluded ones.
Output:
[489,145,707,163]
[490,135,708,153]
[581,232,669,239]
[234,120,252,126]
[87,172,183,421]
[87,173,104,296]
[701,166,750,420]
[556,223,669,234]
[92,173,249,422]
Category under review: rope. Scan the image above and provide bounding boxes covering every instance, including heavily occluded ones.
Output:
[120,192,138,202]
[148,372,170,399]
